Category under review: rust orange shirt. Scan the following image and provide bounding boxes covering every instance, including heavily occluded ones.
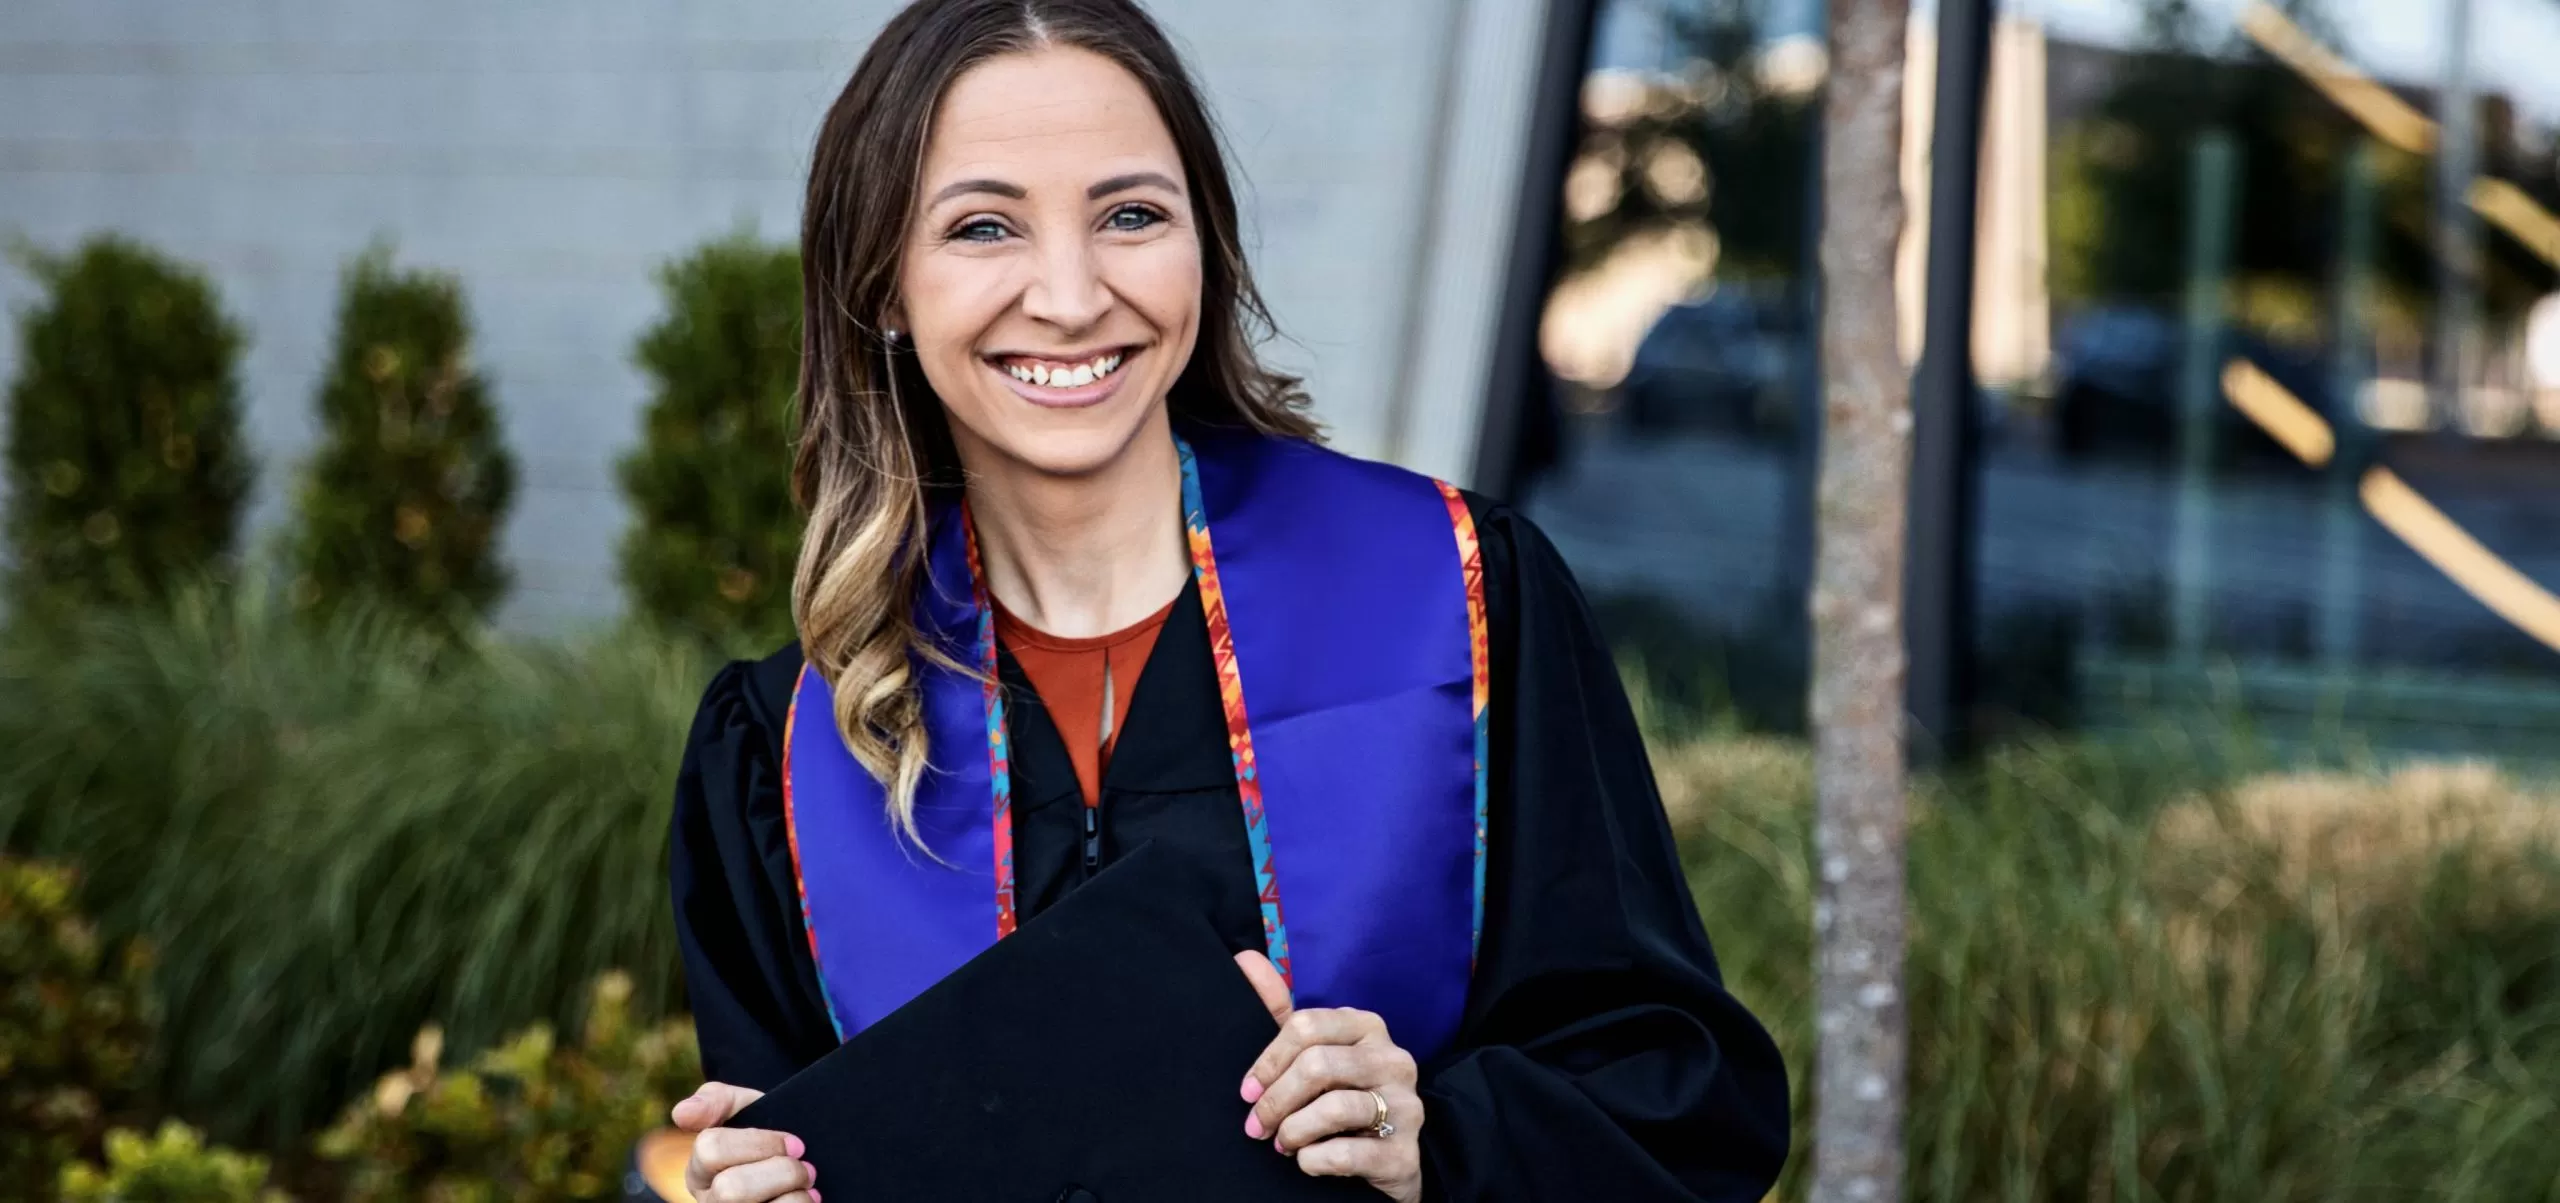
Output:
[994,596,1177,809]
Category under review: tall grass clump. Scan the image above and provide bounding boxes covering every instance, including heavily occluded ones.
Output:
[0,590,712,1150]
[1667,715,2560,1202]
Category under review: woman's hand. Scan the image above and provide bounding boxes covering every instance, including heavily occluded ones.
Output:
[672,1082,820,1203]
[1235,951,1427,1203]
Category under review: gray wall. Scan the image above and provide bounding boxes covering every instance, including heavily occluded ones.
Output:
[0,0,1546,629]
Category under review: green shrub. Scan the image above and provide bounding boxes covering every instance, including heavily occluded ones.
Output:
[0,590,702,1150]
[0,858,158,1187]
[58,1122,285,1203]
[3,235,252,617]
[318,972,700,1202]
[288,247,514,631]
[617,233,803,651]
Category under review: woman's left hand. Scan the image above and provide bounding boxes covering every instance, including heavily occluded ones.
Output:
[1235,951,1427,1203]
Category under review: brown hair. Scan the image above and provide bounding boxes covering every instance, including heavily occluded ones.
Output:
[792,0,1318,837]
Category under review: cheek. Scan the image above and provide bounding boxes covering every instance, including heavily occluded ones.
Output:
[1106,239,1205,342]
[899,252,1012,343]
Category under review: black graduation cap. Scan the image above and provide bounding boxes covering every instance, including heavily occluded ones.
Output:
[732,841,1371,1202]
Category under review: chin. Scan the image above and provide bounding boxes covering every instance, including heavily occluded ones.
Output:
[978,394,1167,480]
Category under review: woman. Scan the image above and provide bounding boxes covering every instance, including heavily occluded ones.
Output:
[666,1,1790,1200]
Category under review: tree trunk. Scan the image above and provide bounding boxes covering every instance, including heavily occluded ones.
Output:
[1810,0,1912,1200]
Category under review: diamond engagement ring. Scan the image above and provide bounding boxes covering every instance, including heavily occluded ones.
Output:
[1365,1089,1396,1139]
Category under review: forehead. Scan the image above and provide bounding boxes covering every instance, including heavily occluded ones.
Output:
[923,46,1182,183]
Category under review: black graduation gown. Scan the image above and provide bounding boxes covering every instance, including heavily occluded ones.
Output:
[668,495,1791,1202]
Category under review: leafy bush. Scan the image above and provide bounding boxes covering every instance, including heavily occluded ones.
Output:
[617,233,803,651]
[58,1122,286,1203]
[287,247,515,631]
[318,972,700,1202]
[3,235,252,617]
[0,589,703,1149]
[0,858,158,1187]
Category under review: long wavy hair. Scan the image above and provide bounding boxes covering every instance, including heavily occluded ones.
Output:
[792,0,1319,839]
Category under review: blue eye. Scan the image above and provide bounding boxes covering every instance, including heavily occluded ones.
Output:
[954,218,1010,243]
[1106,205,1166,232]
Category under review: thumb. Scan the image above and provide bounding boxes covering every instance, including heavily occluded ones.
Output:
[1233,950,1293,1022]
[670,1081,764,1131]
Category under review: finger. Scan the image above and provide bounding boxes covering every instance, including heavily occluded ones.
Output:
[1234,950,1293,1023]
[1293,1132,1418,1184]
[1245,1007,1384,1094]
[1251,1040,1414,1142]
[1245,1007,1392,1110]
[673,1082,767,1131]
[1275,1087,1405,1154]
[708,1153,815,1203]
[685,1128,801,1193]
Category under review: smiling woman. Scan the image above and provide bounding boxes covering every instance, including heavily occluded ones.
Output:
[664,2,1790,1201]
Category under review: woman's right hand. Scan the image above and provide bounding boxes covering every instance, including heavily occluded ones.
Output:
[672,1082,820,1203]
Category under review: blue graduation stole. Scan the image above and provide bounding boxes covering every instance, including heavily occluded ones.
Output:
[782,428,1488,1062]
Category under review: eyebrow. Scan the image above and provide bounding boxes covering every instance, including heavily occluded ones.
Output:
[926,178,1028,207]
[1087,171,1183,200]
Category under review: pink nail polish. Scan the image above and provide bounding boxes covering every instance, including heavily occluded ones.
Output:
[801,1161,817,1184]
[1240,1076,1265,1103]
[1275,1138,1288,1155]
[1244,1114,1266,1140]
[784,1134,805,1159]
[809,1192,822,1203]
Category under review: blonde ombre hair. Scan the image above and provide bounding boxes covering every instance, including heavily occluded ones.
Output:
[791,0,1318,842]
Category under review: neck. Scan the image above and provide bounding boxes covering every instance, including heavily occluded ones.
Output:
[961,414,1189,639]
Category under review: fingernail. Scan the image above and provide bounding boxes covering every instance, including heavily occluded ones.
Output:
[801,1161,817,1184]
[784,1134,805,1159]
[1275,1137,1288,1155]
[1239,1075,1264,1103]
[809,1193,822,1203]
[1244,1114,1266,1140]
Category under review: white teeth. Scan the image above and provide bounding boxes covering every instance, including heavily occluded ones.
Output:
[1001,350,1129,389]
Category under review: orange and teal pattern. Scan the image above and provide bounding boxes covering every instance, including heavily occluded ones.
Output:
[1177,436,1294,988]
[963,502,1020,941]
[780,670,848,1039]
[1434,481,1492,962]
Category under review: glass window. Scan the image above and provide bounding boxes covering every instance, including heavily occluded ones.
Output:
[1516,0,1827,732]
[1970,0,2560,759]
[1518,0,2560,760]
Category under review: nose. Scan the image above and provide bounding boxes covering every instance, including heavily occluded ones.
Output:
[1021,235,1109,333]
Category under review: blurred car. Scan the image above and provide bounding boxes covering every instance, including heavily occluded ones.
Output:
[2051,304,2360,467]
[1620,284,2012,446]
[1619,287,1805,441]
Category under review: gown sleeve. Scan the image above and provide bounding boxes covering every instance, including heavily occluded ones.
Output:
[1417,499,1791,1202]
[669,650,841,1093]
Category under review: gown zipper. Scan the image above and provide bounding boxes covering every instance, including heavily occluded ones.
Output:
[1081,798,1103,875]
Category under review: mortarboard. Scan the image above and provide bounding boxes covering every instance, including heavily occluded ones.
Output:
[733,841,1371,1201]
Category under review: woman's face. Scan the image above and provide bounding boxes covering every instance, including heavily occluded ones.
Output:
[896,46,1203,479]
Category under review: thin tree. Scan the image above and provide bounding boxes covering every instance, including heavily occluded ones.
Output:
[1809,0,1912,1199]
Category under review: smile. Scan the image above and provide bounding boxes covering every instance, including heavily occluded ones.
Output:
[984,346,1141,409]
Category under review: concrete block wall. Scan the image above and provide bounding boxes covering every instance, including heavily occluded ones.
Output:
[0,0,1539,630]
